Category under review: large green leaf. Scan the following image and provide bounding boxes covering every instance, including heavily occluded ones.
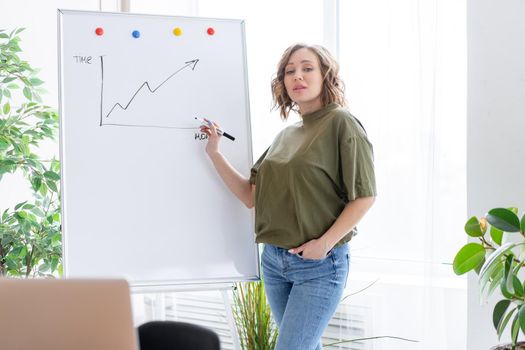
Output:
[519,306,525,337]
[502,255,515,296]
[14,201,28,210]
[487,208,521,232]
[30,207,44,217]
[474,256,486,275]
[5,257,17,270]
[18,246,27,259]
[513,276,524,298]
[38,183,47,196]
[487,265,505,298]
[521,213,525,234]
[501,280,514,299]
[31,176,42,192]
[3,103,10,114]
[22,87,32,100]
[490,226,504,246]
[480,243,519,291]
[512,313,521,346]
[29,78,44,86]
[498,306,517,340]
[0,138,9,150]
[43,171,60,181]
[1,208,9,221]
[464,216,484,237]
[453,243,486,275]
[494,299,511,330]
[46,179,58,192]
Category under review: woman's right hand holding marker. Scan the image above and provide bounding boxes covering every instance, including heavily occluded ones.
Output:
[200,118,221,155]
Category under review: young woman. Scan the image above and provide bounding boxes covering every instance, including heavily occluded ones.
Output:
[200,43,376,350]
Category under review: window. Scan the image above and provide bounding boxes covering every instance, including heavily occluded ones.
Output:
[338,1,467,348]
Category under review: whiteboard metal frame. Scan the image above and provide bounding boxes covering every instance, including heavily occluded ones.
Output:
[57,9,260,289]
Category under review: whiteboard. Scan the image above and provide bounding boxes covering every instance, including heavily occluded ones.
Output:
[58,10,259,287]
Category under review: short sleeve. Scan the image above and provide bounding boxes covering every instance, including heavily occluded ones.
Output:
[340,133,377,202]
[249,147,269,185]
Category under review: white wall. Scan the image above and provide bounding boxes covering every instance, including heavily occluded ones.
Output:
[467,0,525,348]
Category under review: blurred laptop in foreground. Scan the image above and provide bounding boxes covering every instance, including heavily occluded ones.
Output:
[0,278,138,350]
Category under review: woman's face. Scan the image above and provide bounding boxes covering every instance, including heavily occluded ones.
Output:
[283,48,324,114]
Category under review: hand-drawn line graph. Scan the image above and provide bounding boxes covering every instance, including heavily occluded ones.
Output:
[99,55,200,130]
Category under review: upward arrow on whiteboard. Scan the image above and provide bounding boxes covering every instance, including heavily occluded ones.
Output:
[99,56,199,126]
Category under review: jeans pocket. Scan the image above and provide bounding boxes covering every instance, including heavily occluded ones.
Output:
[297,249,333,262]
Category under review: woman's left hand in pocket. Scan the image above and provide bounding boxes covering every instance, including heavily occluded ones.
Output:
[288,238,331,260]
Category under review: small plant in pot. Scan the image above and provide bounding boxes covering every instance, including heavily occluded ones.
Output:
[453,207,525,350]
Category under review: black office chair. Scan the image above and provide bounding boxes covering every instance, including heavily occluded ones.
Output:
[138,320,221,350]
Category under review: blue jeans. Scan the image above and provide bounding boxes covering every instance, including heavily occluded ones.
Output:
[261,243,350,350]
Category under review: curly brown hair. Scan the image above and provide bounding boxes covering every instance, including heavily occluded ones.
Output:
[271,43,347,120]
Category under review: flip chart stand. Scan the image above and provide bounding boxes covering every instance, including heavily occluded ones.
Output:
[133,283,242,350]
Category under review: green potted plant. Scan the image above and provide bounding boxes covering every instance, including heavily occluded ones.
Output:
[0,28,61,277]
[232,280,279,350]
[453,207,525,349]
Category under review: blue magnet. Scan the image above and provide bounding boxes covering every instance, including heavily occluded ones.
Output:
[132,30,140,38]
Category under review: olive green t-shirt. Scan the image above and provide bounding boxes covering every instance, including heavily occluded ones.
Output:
[249,103,376,249]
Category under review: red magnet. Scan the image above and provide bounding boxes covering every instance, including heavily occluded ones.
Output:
[207,27,215,36]
[95,27,104,36]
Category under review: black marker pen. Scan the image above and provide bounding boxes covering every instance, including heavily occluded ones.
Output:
[195,117,235,141]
